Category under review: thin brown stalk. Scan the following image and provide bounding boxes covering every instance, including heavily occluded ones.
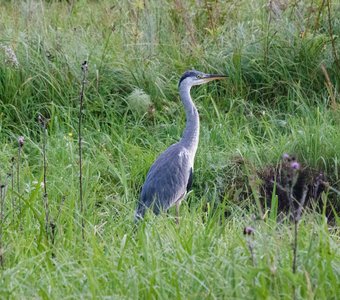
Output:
[0,175,9,268]
[10,157,14,219]
[321,64,337,109]
[292,186,308,300]
[243,226,256,266]
[0,181,4,268]
[79,61,88,240]
[303,0,315,35]
[173,0,197,47]
[38,115,50,240]
[321,180,340,195]
[17,136,24,229]
[326,0,340,73]
[17,139,23,194]
[313,0,326,31]
[51,195,66,246]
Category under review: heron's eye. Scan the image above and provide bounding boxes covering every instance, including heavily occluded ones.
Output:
[196,74,203,79]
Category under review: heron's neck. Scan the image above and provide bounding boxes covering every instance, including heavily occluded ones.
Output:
[179,84,199,154]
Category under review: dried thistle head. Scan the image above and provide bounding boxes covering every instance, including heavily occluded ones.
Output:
[282,153,290,160]
[290,161,300,170]
[18,136,24,148]
[81,60,88,72]
[243,226,255,235]
[38,114,49,129]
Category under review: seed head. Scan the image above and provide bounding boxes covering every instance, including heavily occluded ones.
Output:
[38,114,49,129]
[282,153,290,160]
[243,226,255,235]
[81,60,88,72]
[290,161,300,170]
[18,136,25,148]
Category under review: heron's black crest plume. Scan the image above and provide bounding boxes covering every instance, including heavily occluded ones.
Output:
[178,70,202,87]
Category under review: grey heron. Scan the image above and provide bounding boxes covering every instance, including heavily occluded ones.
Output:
[135,70,226,222]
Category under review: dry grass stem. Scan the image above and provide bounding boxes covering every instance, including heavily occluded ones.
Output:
[79,60,88,240]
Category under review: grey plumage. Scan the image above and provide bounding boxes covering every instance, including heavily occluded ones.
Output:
[135,70,226,221]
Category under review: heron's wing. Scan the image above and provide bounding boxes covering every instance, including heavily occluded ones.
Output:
[186,167,193,191]
[139,143,193,214]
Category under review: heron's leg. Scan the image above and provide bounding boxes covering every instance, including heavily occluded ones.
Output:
[175,202,180,225]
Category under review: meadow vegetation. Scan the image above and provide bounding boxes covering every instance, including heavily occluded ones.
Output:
[0,0,339,298]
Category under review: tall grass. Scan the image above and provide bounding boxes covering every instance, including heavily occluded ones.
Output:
[0,0,339,298]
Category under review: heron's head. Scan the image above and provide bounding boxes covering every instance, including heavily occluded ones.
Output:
[179,70,227,88]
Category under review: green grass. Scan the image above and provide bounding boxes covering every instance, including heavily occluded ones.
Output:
[0,0,339,299]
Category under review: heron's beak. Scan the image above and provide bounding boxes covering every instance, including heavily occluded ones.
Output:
[203,74,227,82]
